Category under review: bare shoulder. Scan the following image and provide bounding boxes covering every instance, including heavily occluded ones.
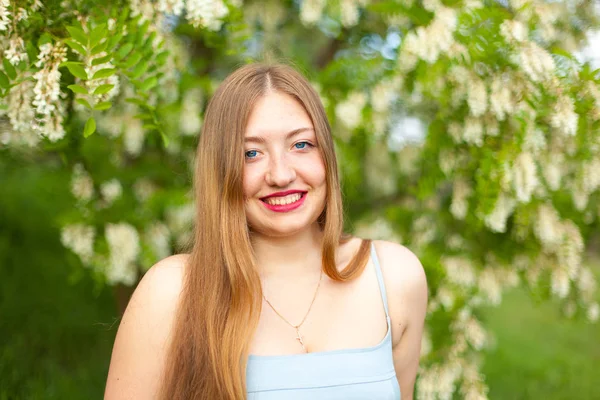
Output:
[371,240,428,337]
[371,240,427,292]
[104,254,189,399]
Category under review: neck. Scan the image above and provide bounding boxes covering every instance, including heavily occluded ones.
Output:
[250,223,324,280]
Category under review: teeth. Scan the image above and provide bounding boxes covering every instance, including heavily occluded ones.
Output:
[265,193,302,206]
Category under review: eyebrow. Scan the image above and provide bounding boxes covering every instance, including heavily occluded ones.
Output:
[244,127,314,144]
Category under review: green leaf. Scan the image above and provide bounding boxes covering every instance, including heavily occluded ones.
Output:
[3,59,17,80]
[155,51,169,66]
[92,68,117,80]
[143,124,158,130]
[116,43,134,60]
[159,130,169,147]
[66,26,88,47]
[91,54,112,66]
[143,31,157,51]
[38,32,53,46]
[93,84,115,95]
[94,101,112,110]
[89,23,107,48]
[122,51,143,69]
[140,76,158,91]
[0,71,9,89]
[64,38,87,56]
[64,63,88,80]
[91,40,108,55]
[125,97,146,106]
[76,98,92,109]
[133,113,153,120]
[130,60,150,80]
[68,84,88,95]
[107,32,124,52]
[84,117,96,137]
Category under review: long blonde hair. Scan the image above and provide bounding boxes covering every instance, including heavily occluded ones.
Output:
[159,63,372,399]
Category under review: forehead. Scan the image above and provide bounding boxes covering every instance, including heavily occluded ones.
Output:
[244,91,314,138]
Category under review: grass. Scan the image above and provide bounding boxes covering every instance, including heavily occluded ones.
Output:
[481,286,600,400]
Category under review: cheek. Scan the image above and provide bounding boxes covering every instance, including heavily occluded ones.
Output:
[305,155,326,186]
[243,165,265,199]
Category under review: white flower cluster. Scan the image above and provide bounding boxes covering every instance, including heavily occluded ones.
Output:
[518,41,555,83]
[533,2,562,42]
[186,0,229,31]
[556,221,583,279]
[354,217,402,242]
[105,222,141,286]
[180,88,203,136]
[61,223,96,264]
[484,193,516,233]
[165,202,196,247]
[466,76,487,117]
[335,91,366,131]
[463,117,483,146]
[500,19,528,43]
[145,221,172,262]
[418,361,462,400]
[400,7,457,70]
[100,179,123,206]
[5,78,38,146]
[370,77,401,113]
[489,75,515,121]
[577,267,597,303]
[158,0,185,16]
[588,303,599,322]
[244,0,285,32]
[581,157,600,195]
[435,285,455,310]
[133,178,157,203]
[300,0,325,25]
[551,266,570,298]
[124,117,145,156]
[540,151,564,190]
[478,268,502,305]
[450,179,471,220]
[71,163,94,202]
[550,95,578,137]
[4,36,28,65]
[411,215,436,250]
[339,0,369,27]
[0,0,10,31]
[32,42,68,141]
[130,0,157,22]
[512,151,539,203]
[534,204,563,249]
[443,256,476,288]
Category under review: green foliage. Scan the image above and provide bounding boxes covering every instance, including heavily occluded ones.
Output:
[2,0,600,398]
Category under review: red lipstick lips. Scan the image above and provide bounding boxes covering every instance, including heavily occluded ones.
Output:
[260,190,307,213]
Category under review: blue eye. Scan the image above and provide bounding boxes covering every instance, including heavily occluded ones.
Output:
[245,150,258,159]
[294,141,310,149]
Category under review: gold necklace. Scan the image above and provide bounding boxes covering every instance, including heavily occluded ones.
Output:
[262,268,323,353]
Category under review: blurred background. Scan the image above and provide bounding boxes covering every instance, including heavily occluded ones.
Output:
[1,0,600,399]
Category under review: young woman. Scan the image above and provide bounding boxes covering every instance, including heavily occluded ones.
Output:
[104,63,428,400]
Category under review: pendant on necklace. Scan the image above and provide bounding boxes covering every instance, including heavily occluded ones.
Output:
[295,327,307,353]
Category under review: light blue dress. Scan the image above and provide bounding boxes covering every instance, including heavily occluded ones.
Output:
[246,242,401,399]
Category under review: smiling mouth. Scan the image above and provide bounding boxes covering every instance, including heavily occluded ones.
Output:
[260,192,306,206]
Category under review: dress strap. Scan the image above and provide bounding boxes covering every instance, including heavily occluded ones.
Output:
[370,241,390,318]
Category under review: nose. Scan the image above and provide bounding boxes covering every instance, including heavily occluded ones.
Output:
[265,154,296,187]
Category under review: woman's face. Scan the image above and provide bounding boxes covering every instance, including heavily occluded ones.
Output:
[243,91,326,237]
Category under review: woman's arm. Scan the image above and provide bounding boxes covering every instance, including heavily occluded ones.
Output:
[375,241,428,400]
[104,255,187,399]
